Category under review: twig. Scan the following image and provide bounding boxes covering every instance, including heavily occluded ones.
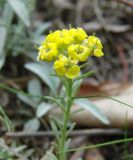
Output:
[75,0,87,26]
[93,0,106,30]
[83,22,131,33]
[5,129,133,138]
[114,0,133,7]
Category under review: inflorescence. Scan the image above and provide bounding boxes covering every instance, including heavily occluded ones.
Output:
[37,28,104,79]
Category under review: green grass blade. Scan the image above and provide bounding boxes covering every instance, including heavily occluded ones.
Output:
[0,106,11,131]
[73,95,133,109]
[62,137,133,153]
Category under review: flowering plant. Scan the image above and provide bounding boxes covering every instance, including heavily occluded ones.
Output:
[37,27,104,160]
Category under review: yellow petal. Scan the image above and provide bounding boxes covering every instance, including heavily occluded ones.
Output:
[88,36,103,49]
[66,65,80,79]
[54,60,67,75]
[94,49,104,57]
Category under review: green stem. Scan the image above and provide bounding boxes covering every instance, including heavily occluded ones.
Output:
[59,79,73,160]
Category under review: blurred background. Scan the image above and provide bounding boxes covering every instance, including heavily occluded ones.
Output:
[0,0,133,159]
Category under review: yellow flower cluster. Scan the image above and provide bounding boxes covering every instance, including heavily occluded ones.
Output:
[37,28,104,79]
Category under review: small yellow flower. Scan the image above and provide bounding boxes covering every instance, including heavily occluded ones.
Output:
[68,45,90,62]
[46,30,73,49]
[37,43,58,61]
[54,55,80,79]
[69,28,87,44]
[66,65,80,79]
[57,33,73,49]
[54,55,68,76]
[94,49,104,57]
[87,36,103,49]
[45,30,60,43]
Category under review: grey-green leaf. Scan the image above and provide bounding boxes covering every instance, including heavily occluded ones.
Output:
[7,0,30,27]
[0,54,6,70]
[35,22,51,35]
[50,119,59,140]
[46,152,57,160]
[24,118,40,131]
[28,78,42,103]
[0,26,7,57]
[0,26,7,69]
[72,79,83,96]
[25,62,60,94]
[28,78,41,95]
[36,102,53,118]
[13,145,27,153]
[17,94,37,108]
[74,98,109,125]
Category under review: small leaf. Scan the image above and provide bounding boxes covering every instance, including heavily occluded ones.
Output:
[50,121,59,140]
[65,138,71,151]
[35,22,51,35]
[45,96,64,110]
[28,78,42,103]
[74,98,109,125]
[18,94,37,108]
[25,62,60,94]
[24,0,36,14]
[24,149,34,158]
[7,0,30,27]
[0,3,15,69]
[72,79,83,96]
[24,118,40,131]
[46,151,57,160]
[0,26,7,57]
[71,108,85,115]
[13,145,27,153]
[0,106,11,131]
[28,78,42,95]
[36,102,53,118]
[74,70,96,81]
[67,122,76,135]
[0,54,6,70]
[50,115,62,129]
[0,26,7,69]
